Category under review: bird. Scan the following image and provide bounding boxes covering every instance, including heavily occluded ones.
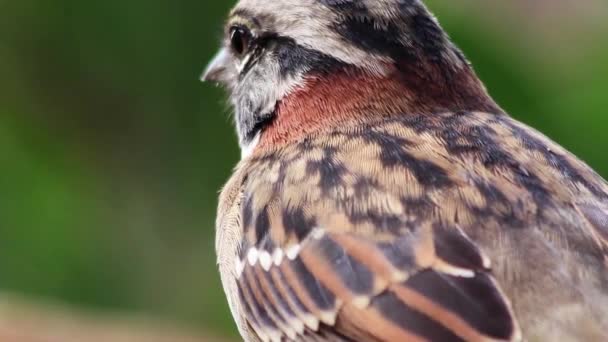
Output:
[203,0,608,341]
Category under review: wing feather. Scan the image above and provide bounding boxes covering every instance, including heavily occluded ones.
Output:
[235,226,520,341]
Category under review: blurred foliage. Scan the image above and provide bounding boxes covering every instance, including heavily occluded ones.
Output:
[0,0,606,338]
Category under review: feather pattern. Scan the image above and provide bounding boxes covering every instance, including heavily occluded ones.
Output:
[217,111,608,341]
[209,1,608,340]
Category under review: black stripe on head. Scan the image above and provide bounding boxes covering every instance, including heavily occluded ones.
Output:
[273,36,348,78]
[231,8,348,79]
[323,1,417,62]
[319,0,463,67]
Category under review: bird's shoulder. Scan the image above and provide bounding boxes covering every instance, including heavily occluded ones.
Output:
[217,110,608,341]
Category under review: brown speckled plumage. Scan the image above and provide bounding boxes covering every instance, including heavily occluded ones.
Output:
[205,1,608,341]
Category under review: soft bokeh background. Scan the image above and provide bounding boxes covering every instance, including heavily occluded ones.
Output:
[1,0,607,340]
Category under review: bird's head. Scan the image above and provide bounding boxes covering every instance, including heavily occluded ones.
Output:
[203,0,501,156]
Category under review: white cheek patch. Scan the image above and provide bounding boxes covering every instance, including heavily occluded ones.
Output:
[236,63,305,159]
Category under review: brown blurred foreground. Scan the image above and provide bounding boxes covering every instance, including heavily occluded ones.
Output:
[0,294,234,342]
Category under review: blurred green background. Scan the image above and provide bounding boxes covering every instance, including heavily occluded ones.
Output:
[0,0,606,339]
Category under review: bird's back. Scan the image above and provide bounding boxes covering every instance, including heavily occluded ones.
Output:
[217,110,608,341]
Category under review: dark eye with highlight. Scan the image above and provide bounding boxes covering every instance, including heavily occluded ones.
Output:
[230,26,252,56]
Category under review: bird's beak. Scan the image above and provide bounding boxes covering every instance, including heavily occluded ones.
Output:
[201,48,230,83]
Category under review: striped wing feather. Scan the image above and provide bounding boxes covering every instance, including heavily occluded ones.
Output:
[236,223,520,341]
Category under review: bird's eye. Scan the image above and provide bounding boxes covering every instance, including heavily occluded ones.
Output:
[230,26,252,56]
